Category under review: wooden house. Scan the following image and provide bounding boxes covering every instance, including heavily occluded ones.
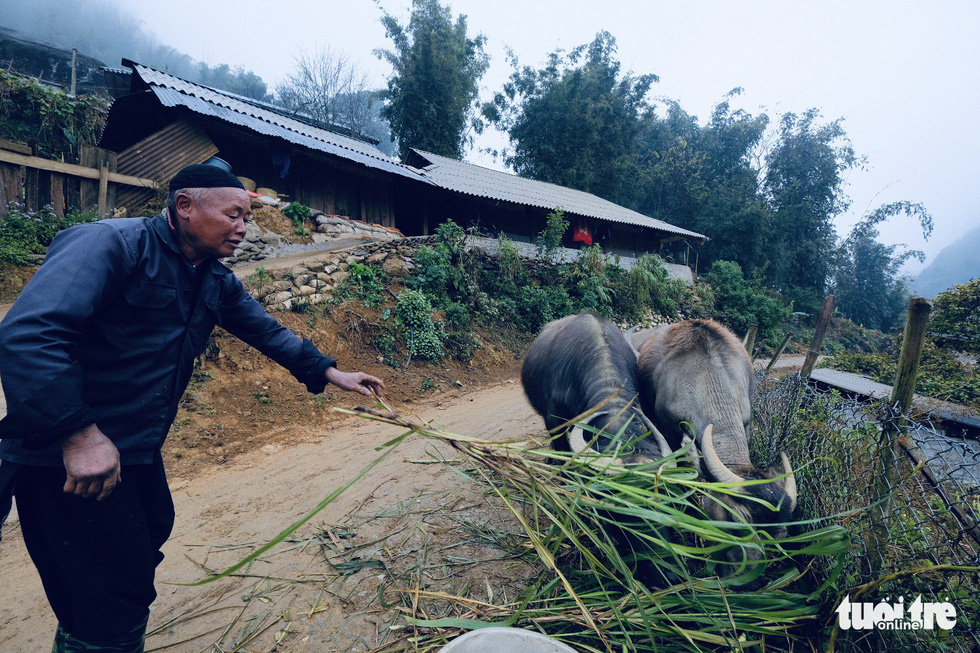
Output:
[98,61,705,260]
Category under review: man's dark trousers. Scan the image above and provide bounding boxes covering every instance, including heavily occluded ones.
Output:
[14,455,174,652]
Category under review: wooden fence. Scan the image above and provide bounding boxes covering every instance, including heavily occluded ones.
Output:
[0,140,158,219]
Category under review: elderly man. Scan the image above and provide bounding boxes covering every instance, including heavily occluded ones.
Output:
[0,163,384,652]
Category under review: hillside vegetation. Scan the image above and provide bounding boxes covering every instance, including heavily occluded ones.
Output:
[4,200,975,411]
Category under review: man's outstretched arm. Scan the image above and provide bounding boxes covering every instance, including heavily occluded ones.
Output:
[325,366,385,397]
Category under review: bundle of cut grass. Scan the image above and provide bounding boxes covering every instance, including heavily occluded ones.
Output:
[341,406,851,652]
[187,404,850,652]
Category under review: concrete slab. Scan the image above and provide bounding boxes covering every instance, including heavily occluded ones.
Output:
[810,367,980,430]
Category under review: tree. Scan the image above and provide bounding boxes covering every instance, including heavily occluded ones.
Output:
[485,32,656,207]
[702,260,790,345]
[928,279,979,355]
[376,0,489,159]
[198,63,273,103]
[488,45,771,274]
[275,47,379,139]
[762,110,859,313]
[635,100,704,228]
[639,93,770,274]
[831,201,932,332]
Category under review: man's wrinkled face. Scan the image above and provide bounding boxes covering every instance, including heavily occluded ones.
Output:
[176,187,251,264]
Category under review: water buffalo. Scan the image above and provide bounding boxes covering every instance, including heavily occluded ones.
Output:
[522,312,672,465]
[523,312,677,587]
[635,320,797,566]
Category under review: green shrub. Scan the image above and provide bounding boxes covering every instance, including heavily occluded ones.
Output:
[246,265,272,287]
[407,244,454,305]
[679,281,715,320]
[703,260,791,345]
[0,205,100,265]
[930,279,980,356]
[0,71,109,161]
[571,269,613,317]
[609,253,685,321]
[396,289,446,360]
[330,261,388,308]
[282,201,312,228]
[535,208,569,262]
[496,233,524,285]
[434,219,466,258]
[444,301,471,330]
[516,284,573,332]
[822,318,893,355]
[826,339,979,410]
[407,219,470,309]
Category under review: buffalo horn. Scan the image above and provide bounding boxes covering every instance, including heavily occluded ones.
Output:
[780,452,798,509]
[624,325,641,358]
[567,411,608,455]
[701,424,746,485]
[637,411,674,459]
[567,412,623,469]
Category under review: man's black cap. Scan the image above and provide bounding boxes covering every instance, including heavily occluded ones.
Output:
[169,163,245,193]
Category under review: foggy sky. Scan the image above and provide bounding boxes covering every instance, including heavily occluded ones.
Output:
[2,0,978,272]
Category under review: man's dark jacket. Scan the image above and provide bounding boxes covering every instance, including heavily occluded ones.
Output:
[0,214,335,467]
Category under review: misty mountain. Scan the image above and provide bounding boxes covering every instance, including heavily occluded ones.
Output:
[0,0,198,79]
[0,0,391,141]
[914,225,980,298]
[0,0,271,101]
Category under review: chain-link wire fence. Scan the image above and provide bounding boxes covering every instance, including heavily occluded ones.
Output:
[752,372,980,652]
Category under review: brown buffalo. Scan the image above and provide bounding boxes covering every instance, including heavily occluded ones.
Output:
[635,319,797,569]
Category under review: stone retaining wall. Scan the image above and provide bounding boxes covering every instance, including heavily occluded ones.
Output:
[224,211,402,266]
[244,239,417,311]
[243,233,696,313]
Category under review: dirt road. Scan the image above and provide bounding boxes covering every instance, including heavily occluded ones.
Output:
[0,380,538,652]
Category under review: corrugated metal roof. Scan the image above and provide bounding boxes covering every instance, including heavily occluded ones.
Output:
[410,149,707,242]
[128,63,427,183]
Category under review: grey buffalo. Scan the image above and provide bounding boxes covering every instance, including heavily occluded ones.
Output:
[522,312,672,465]
[635,319,797,565]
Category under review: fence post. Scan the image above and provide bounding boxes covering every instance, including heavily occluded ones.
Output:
[97,162,109,216]
[766,332,794,374]
[78,146,118,216]
[0,140,31,218]
[868,296,932,577]
[891,297,932,415]
[24,161,39,212]
[743,324,758,357]
[50,172,66,217]
[801,295,835,380]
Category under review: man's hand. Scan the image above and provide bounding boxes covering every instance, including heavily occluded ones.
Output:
[60,424,121,501]
[326,366,385,397]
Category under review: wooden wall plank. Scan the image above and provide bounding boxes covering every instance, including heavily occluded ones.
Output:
[50,172,66,217]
